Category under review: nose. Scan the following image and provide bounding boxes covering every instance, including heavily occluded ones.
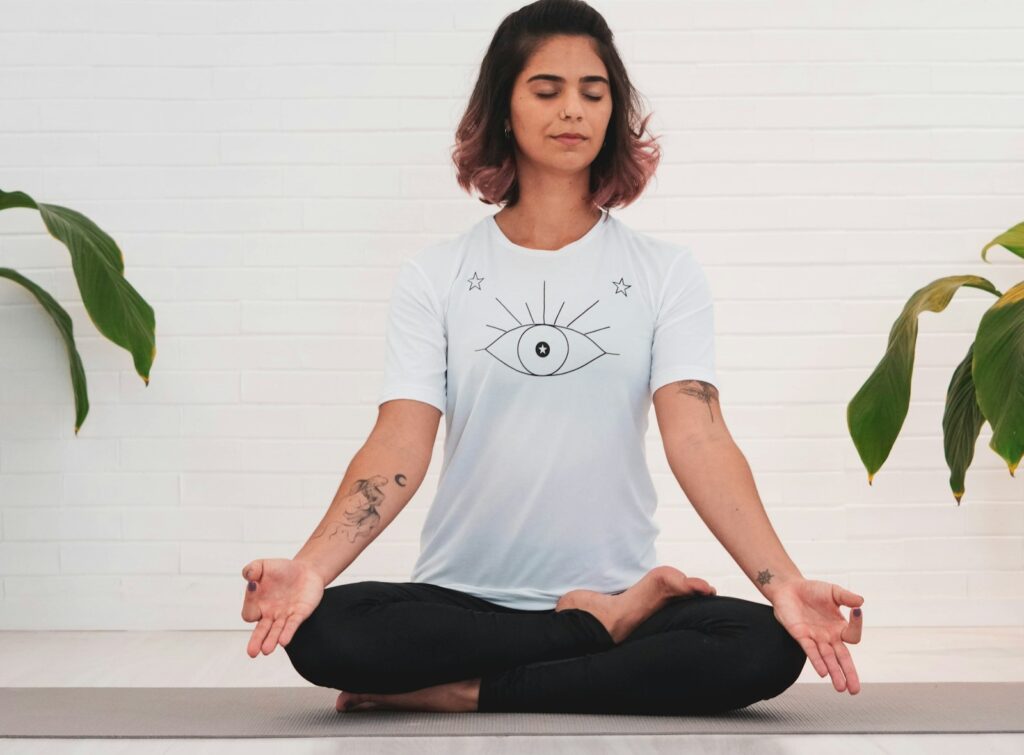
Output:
[559,89,586,119]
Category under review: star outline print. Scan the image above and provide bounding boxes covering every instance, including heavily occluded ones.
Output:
[612,277,631,296]
[467,272,484,290]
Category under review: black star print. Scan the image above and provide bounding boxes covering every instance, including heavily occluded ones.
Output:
[612,277,631,296]
[467,272,484,291]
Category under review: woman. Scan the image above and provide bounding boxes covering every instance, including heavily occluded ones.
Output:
[240,0,865,715]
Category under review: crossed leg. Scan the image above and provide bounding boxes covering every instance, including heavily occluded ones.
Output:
[284,579,616,694]
[284,577,806,715]
[476,592,807,714]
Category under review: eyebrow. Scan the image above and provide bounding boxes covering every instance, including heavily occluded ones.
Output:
[526,74,610,86]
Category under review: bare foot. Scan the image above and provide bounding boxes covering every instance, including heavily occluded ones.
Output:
[554,565,716,644]
[335,678,481,713]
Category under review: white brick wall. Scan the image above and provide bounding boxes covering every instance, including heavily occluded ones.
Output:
[1,0,1022,629]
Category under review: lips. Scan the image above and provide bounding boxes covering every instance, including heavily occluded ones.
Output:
[553,135,586,144]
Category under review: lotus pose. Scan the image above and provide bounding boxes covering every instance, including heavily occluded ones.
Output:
[241,0,864,715]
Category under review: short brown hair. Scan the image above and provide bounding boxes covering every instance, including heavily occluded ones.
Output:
[451,0,661,211]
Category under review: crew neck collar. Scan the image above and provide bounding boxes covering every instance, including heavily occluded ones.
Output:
[488,209,610,259]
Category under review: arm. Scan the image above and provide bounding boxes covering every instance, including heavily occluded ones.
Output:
[293,399,440,585]
[653,379,804,602]
[654,379,867,696]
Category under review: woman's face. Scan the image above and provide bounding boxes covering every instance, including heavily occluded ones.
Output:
[506,34,613,175]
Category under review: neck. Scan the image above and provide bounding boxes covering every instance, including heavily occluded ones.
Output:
[495,167,602,250]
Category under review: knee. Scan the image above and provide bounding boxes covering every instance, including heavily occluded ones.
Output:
[756,609,807,701]
[283,586,390,690]
[282,607,336,688]
[711,603,805,711]
[285,612,384,690]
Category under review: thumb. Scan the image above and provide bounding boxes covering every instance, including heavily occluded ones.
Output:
[843,606,863,643]
[243,560,264,582]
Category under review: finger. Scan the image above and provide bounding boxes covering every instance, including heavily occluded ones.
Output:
[842,607,863,644]
[817,639,847,692]
[241,588,261,623]
[689,577,714,594]
[243,560,264,582]
[262,616,287,655]
[796,636,828,678]
[279,612,306,648]
[247,616,273,658]
[832,641,861,695]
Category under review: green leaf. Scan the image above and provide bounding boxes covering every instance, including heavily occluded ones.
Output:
[0,188,156,384]
[981,220,1024,263]
[973,280,1024,477]
[0,267,90,434]
[847,275,1002,484]
[941,342,987,505]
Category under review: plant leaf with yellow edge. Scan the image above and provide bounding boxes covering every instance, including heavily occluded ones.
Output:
[973,280,1024,477]
[847,275,1001,484]
[942,342,987,505]
[980,221,1024,263]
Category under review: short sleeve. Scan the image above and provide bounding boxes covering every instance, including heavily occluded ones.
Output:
[376,258,447,414]
[649,251,718,397]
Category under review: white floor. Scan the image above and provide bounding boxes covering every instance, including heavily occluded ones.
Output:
[0,627,1022,754]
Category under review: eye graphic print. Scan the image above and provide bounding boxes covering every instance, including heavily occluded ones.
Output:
[475,280,619,377]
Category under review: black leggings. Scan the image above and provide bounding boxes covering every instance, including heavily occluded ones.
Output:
[283,580,807,715]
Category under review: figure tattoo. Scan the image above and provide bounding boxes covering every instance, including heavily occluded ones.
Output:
[673,379,719,422]
[310,474,393,544]
[756,568,774,586]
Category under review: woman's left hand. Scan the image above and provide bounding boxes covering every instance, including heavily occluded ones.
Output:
[769,578,864,694]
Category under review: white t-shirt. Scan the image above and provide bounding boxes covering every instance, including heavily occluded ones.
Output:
[377,209,718,610]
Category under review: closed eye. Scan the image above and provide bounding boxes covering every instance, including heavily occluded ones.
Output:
[537,93,603,101]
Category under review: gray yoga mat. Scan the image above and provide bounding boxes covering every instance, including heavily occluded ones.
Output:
[1,683,1022,738]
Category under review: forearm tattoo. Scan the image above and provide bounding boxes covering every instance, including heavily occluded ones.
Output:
[757,568,774,587]
[673,379,719,422]
[310,473,406,544]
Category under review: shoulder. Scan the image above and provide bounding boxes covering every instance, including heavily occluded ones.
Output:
[406,218,483,276]
[608,215,701,275]
[393,218,486,306]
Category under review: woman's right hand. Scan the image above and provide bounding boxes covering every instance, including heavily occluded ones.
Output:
[241,558,325,658]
